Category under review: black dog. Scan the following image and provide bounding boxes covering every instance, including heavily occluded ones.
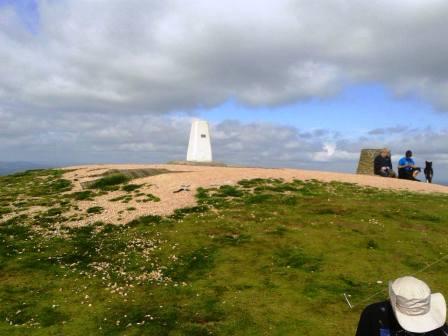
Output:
[424,161,433,183]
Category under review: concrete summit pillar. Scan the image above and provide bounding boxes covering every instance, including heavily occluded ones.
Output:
[356,149,382,175]
[186,120,213,162]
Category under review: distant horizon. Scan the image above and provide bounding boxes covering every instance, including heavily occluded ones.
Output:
[1,160,447,187]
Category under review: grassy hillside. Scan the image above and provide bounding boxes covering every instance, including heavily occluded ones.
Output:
[1,169,448,335]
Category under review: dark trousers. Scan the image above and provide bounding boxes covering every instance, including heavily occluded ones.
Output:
[376,168,396,178]
[398,167,421,180]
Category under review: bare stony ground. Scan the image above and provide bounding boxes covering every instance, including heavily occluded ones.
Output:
[61,164,448,226]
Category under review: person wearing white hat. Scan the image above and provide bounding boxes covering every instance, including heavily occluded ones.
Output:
[356,276,448,335]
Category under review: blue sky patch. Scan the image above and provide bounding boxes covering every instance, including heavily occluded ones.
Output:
[0,0,39,33]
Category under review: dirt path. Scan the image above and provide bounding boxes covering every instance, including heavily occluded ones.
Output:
[59,164,448,227]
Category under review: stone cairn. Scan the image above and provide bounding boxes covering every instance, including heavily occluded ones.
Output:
[356,149,382,175]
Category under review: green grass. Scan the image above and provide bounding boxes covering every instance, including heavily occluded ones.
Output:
[122,184,143,192]
[70,191,95,201]
[87,174,130,191]
[109,195,133,203]
[145,194,161,202]
[1,173,448,335]
[0,169,73,221]
[86,206,104,214]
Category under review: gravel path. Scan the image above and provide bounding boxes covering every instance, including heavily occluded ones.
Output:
[62,164,448,226]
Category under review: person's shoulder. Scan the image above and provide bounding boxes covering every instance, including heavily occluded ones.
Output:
[357,301,393,336]
[363,300,390,310]
[432,323,448,335]
[399,157,406,163]
[361,300,391,316]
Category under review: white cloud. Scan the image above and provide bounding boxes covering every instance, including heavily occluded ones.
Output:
[1,1,448,182]
[312,143,358,162]
[1,0,448,114]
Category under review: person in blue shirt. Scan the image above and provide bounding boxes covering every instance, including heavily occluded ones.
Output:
[398,150,421,181]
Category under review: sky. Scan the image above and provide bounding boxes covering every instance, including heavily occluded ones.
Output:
[0,0,447,183]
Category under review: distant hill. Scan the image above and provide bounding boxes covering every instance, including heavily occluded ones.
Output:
[0,162,54,176]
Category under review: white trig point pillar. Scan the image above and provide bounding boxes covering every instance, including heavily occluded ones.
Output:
[186,119,213,162]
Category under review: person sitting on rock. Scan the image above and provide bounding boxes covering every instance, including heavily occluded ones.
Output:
[398,150,421,181]
[356,276,448,335]
[374,148,396,178]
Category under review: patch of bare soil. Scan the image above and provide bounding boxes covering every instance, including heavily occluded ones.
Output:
[80,168,176,189]
[60,163,448,227]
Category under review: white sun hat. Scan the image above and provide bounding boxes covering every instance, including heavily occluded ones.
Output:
[389,276,446,333]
